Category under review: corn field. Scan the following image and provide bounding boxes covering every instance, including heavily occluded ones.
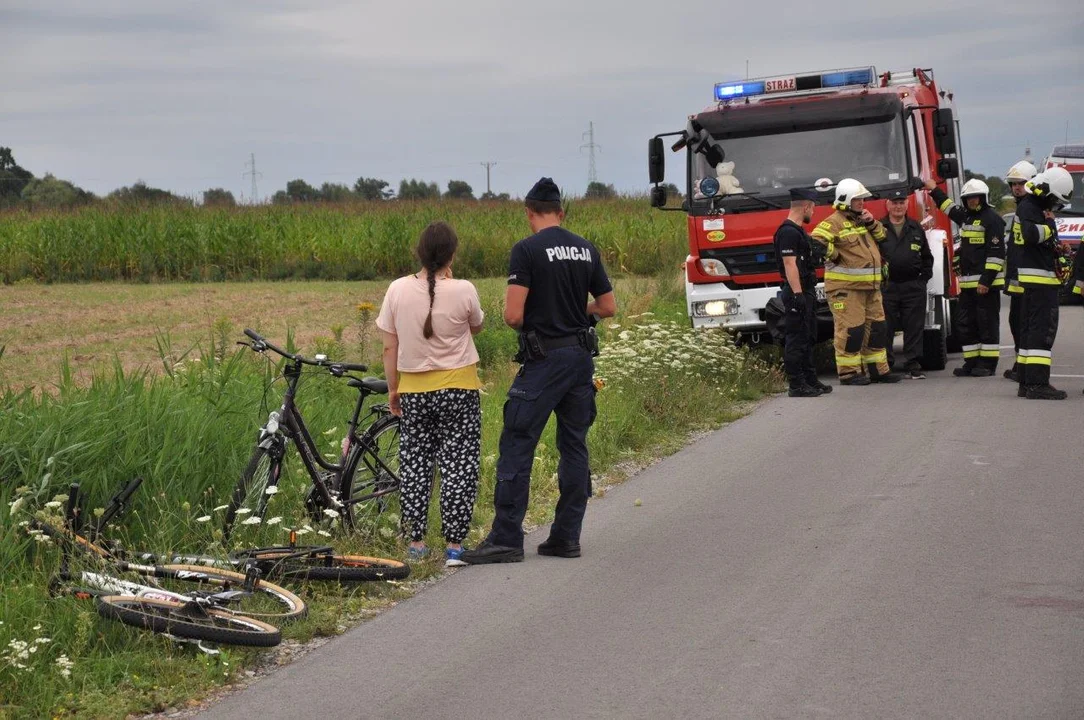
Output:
[0,199,686,283]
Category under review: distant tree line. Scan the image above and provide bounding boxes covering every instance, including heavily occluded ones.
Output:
[269,177,511,204]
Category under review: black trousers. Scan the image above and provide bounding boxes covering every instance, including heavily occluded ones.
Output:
[1018,286,1059,386]
[781,287,817,388]
[882,279,926,368]
[956,287,1001,371]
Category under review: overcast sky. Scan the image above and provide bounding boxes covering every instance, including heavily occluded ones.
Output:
[2,0,1082,201]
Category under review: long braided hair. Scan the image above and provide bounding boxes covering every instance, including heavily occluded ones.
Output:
[416,221,459,339]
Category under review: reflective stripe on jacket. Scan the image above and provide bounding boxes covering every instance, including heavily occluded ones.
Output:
[810,210,885,290]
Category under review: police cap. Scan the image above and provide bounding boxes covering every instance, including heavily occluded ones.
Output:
[884,188,910,201]
[789,187,818,202]
[526,177,562,203]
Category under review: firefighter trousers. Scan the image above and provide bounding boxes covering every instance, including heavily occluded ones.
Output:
[1017,286,1059,387]
[882,279,925,369]
[828,287,889,379]
[956,288,1001,372]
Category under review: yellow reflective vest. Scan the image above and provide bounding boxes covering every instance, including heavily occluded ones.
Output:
[810,210,886,290]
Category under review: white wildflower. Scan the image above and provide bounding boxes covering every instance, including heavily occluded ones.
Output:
[55,654,73,679]
[316,530,332,537]
[234,508,251,515]
[241,516,262,525]
[322,508,340,518]
[264,486,279,496]
[195,515,211,523]
[322,427,339,436]
[266,517,282,526]
[213,504,229,512]
[8,497,26,516]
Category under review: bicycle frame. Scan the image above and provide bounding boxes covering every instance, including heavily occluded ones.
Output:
[261,358,396,510]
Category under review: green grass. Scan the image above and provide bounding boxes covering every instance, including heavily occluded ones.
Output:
[0,199,686,284]
[0,277,782,719]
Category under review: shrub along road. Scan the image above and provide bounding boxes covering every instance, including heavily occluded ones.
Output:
[200,305,1084,719]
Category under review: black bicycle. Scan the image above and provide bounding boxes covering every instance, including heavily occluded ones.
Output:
[225,329,402,540]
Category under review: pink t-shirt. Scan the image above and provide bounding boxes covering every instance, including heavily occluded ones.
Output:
[375,275,484,372]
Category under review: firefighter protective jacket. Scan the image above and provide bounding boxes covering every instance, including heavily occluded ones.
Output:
[931,188,1006,289]
[810,210,886,290]
[1013,193,1060,289]
[879,216,934,283]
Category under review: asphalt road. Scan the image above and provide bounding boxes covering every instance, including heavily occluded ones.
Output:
[201,300,1084,720]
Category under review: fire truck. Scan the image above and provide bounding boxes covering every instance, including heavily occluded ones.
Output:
[648,66,964,370]
[1041,144,1084,304]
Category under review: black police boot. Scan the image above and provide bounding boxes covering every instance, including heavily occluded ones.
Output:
[904,361,926,380]
[806,377,833,394]
[461,539,524,564]
[1025,384,1068,400]
[788,383,823,398]
[839,374,871,386]
[537,537,581,558]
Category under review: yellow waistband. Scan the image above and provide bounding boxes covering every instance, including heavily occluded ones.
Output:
[399,365,481,393]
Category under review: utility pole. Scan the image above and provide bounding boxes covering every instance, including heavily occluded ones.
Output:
[580,121,600,186]
[243,153,262,204]
[480,161,497,195]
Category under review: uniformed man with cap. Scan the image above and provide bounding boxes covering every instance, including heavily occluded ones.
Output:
[879,188,934,378]
[773,187,831,396]
[463,177,617,564]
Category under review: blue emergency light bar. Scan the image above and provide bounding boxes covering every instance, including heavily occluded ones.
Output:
[714,66,876,101]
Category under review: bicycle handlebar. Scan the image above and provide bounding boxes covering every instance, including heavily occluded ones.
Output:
[242,328,367,372]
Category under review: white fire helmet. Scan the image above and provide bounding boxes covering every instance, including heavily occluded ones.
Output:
[1028,166,1073,205]
[833,178,871,210]
[960,179,990,206]
[1004,160,1036,183]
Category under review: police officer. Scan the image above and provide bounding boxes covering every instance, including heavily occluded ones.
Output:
[810,178,903,385]
[774,187,830,397]
[1013,167,1074,400]
[1002,160,1038,382]
[463,178,616,564]
[925,178,1006,376]
[880,189,934,378]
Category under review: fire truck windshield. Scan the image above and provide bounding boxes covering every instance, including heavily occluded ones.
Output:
[691,116,909,211]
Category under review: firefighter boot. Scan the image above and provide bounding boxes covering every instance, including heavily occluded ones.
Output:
[1025,384,1067,400]
[840,374,871,386]
[1003,366,1020,382]
[953,365,975,377]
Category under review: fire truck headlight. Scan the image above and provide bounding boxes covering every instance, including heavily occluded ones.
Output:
[698,177,720,198]
[699,258,728,276]
[693,299,738,318]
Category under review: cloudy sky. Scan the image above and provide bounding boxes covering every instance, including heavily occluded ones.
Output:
[2,0,1081,201]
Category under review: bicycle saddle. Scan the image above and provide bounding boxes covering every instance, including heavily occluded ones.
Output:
[347,377,388,395]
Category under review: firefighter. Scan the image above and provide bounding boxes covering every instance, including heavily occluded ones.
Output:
[925,178,1006,377]
[773,187,830,396]
[1013,167,1074,400]
[879,188,934,378]
[1002,160,1037,382]
[810,178,902,385]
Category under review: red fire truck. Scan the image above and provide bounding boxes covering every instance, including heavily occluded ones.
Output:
[648,66,964,369]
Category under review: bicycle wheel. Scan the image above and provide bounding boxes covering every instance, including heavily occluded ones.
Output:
[97,596,280,647]
[224,446,280,540]
[250,550,410,582]
[339,415,401,530]
[149,564,307,622]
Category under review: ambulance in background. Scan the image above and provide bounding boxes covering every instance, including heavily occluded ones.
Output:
[1042,144,1084,303]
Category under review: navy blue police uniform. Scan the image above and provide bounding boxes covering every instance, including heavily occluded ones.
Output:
[473,178,613,559]
[879,189,934,373]
[773,187,823,395]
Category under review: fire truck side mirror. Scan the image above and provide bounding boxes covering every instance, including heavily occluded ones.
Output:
[937,157,960,180]
[650,185,668,208]
[648,138,665,185]
[932,108,957,155]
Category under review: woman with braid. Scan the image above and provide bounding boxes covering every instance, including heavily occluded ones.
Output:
[376,221,485,566]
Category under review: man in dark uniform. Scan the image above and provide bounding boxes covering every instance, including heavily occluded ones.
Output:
[773,187,831,397]
[463,178,617,564]
[879,189,934,378]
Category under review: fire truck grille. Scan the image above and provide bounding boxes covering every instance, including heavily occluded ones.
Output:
[702,244,777,277]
